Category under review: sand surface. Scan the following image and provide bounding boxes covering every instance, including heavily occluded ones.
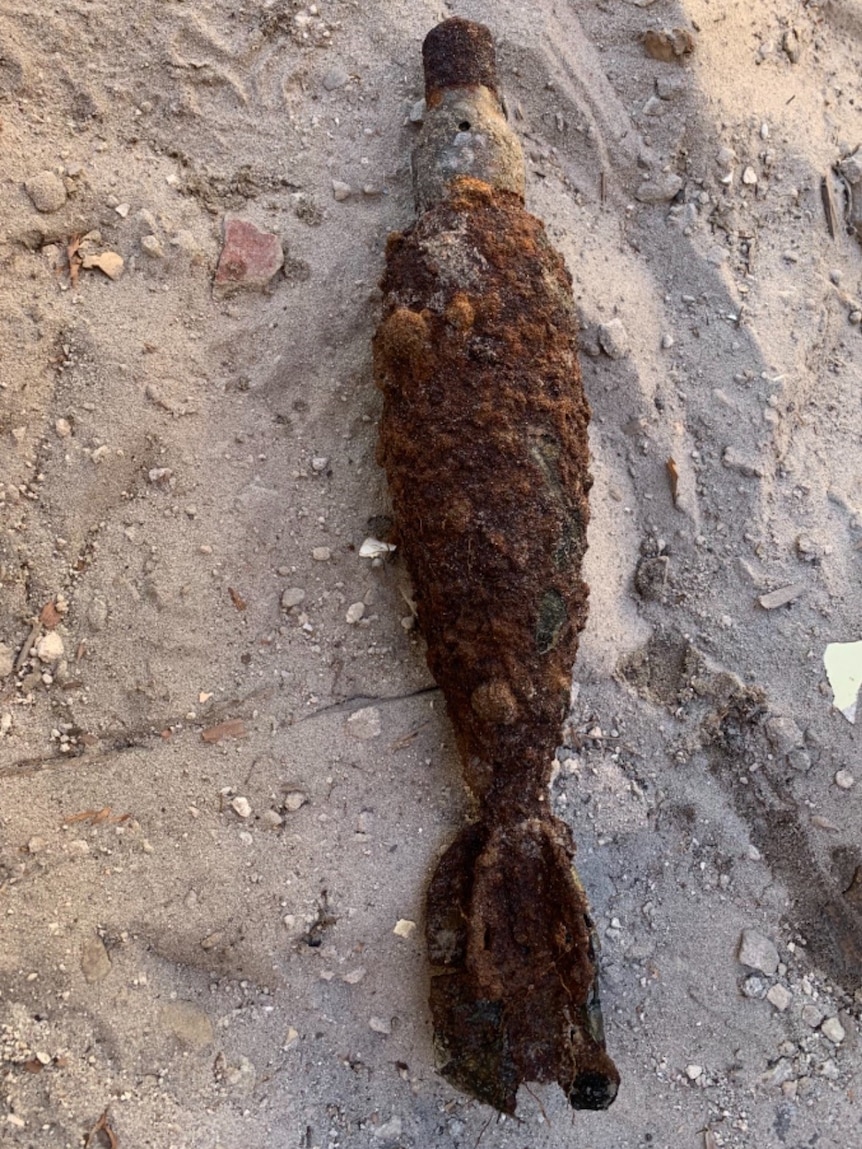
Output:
[1,1,861,1146]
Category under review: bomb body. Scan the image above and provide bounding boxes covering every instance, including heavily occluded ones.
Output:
[373,18,619,1113]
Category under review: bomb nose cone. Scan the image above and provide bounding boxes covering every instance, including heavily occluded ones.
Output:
[422,18,499,103]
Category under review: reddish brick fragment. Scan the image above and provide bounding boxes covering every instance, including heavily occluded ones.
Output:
[214,217,284,299]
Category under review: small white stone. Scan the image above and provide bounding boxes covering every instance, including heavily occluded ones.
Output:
[331,180,352,202]
[685,1064,703,1080]
[231,796,252,819]
[261,809,283,830]
[393,918,416,939]
[346,706,381,740]
[311,456,329,472]
[835,769,855,790]
[114,202,131,218]
[369,1016,391,1035]
[767,984,792,1012]
[346,602,365,624]
[660,333,674,349]
[742,166,758,186]
[821,1017,845,1044]
[35,632,64,663]
[283,791,308,812]
[312,546,331,562]
[281,587,306,609]
[55,417,72,438]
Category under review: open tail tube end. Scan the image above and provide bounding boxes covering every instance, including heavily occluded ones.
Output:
[422,18,499,102]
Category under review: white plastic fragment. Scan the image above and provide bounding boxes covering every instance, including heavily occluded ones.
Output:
[823,640,862,723]
[359,537,396,559]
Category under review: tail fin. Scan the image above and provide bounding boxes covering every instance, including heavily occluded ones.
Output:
[426,815,620,1113]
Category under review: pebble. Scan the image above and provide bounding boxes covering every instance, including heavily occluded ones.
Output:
[283,791,308,812]
[80,936,112,984]
[685,1063,703,1080]
[342,967,366,984]
[140,234,165,259]
[25,170,67,213]
[35,632,64,663]
[261,809,283,830]
[322,66,349,91]
[635,173,683,203]
[767,984,792,1011]
[281,587,306,609]
[742,166,758,186]
[312,546,331,562]
[821,1016,845,1044]
[369,1016,391,1035]
[722,446,763,478]
[409,99,426,123]
[835,769,855,789]
[311,455,329,472]
[346,602,365,624]
[160,1001,214,1050]
[782,28,801,63]
[373,1116,402,1143]
[331,180,352,202]
[758,583,805,610]
[346,706,381,740]
[393,918,416,939]
[597,318,630,359]
[55,418,72,438]
[738,928,779,976]
[0,643,14,678]
[742,974,767,999]
[802,1003,824,1028]
[231,796,252,819]
[660,333,674,349]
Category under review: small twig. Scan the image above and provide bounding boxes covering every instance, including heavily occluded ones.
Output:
[84,1107,118,1149]
[821,174,838,239]
[14,618,42,673]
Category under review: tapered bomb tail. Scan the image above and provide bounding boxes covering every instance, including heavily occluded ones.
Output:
[425,816,620,1113]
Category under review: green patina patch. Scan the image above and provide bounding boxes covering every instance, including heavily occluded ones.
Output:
[536,588,567,654]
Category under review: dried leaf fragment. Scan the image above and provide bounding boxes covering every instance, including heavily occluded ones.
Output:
[201,718,248,743]
[84,1107,118,1149]
[228,587,247,611]
[40,601,62,629]
[63,806,113,826]
[666,457,680,505]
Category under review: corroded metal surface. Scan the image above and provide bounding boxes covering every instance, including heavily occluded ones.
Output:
[373,18,619,1114]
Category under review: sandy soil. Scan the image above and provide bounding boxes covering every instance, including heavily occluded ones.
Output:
[1,1,861,1146]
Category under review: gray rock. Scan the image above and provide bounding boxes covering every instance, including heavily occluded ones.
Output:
[597,318,630,360]
[635,173,683,203]
[281,587,306,609]
[25,170,67,213]
[738,928,779,976]
[0,642,14,678]
[322,66,349,91]
[821,1016,845,1044]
